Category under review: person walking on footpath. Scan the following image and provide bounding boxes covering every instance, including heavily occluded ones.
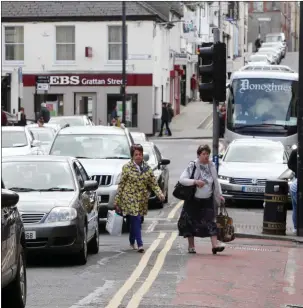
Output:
[39,102,50,123]
[17,107,27,126]
[288,146,298,234]
[158,102,172,137]
[114,144,164,253]
[190,74,197,101]
[177,144,226,254]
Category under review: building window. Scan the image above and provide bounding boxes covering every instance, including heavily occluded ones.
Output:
[107,94,137,127]
[56,26,75,61]
[253,2,264,12]
[108,25,127,60]
[4,26,24,61]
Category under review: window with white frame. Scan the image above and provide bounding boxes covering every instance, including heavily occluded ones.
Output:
[56,26,75,61]
[4,26,24,61]
[108,25,127,60]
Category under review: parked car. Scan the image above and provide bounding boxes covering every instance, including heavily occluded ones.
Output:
[26,126,56,152]
[141,142,170,207]
[2,156,99,265]
[218,139,294,203]
[3,111,18,126]
[48,125,134,222]
[1,181,27,308]
[265,32,287,57]
[26,123,61,132]
[130,132,148,144]
[247,54,271,65]
[261,42,286,58]
[257,47,281,64]
[48,115,94,127]
[2,126,44,157]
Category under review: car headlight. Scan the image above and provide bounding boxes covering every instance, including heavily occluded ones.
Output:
[218,175,230,181]
[44,207,77,223]
[115,173,121,184]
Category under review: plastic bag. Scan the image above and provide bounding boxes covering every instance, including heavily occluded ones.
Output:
[106,210,123,236]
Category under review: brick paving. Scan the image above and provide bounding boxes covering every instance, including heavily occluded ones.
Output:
[172,238,303,308]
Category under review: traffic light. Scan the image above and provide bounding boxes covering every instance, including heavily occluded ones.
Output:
[198,42,227,102]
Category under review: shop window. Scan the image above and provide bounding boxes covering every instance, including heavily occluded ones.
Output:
[108,26,128,60]
[107,94,137,127]
[35,94,64,119]
[4,26,24,61]
[56,26,75,61]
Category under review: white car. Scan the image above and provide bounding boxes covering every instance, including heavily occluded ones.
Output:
[26,126,57,152]
[247,54,271,65]
[2,126,44,157]
[218,139,294,202]
[261,42,286,58]
[130,132,148,144]
[26,123,61,132]
[257,47,281,64]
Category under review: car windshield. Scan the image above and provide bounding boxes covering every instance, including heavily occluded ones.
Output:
[249,55,268,62]
[131,134,146,143]
[143,144,157,166]
[50,134,131,159]
[266,36,282,42]
[49,117,84,126]
[227,78,298,130]
[2,161,75,191]
[2,131,28,148]
[224,144,286,164]
[29,128,55,144]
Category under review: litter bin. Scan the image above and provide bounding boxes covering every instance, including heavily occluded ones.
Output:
[262,180,289,236]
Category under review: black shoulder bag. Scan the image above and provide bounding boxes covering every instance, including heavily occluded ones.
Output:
[172,162,197,200]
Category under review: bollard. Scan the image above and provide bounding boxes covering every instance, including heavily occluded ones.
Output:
[262,180,289,235]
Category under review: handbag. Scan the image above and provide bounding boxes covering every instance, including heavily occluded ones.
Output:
[173,162,196,200]
[216,201,235,242]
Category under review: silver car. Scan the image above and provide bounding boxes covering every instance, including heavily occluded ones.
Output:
[130,132,148,144]
[218,139,294,202]
[48,125,134,221]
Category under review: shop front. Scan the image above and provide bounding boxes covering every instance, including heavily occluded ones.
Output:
[22,73,153,134]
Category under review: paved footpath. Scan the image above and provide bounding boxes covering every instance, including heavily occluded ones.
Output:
[172,238,303,308]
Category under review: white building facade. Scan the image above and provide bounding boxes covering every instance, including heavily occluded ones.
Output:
[1,1,187,134]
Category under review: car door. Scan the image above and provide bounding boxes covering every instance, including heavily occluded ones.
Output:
[72,163,91,237]
[74,161,96,240]
[154,145,169,190]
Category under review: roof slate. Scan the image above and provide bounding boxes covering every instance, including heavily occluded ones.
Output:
[1,1,153,18]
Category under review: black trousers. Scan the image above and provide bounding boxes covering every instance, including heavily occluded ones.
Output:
[159,120,172,136]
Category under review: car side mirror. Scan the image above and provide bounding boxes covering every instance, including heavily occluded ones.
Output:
[31,140,41,147]
[160,158,170,165]
[83,180,98,192]
[143,153,150,162]
[1,189,19,208]
[218,153,223,159]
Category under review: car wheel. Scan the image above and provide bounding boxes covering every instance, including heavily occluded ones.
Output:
[75,227,88,265]
[3,245,27,308]
[88,223,99,254]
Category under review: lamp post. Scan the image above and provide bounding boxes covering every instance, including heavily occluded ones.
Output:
[121,1,127,124]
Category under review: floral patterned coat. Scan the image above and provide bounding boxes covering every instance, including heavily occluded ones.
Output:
[114,160,162,216]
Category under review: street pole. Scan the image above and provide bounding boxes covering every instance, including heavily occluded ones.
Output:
[297,3,303,237]
[212,27,220,172]
[121,1,127,124]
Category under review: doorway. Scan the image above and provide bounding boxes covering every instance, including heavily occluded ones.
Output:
[74,93,97,123]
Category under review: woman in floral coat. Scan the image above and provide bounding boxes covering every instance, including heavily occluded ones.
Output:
[114,144,164,252]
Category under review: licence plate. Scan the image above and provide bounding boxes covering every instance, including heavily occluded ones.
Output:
[25,231,36,240]
[242,186,265,193]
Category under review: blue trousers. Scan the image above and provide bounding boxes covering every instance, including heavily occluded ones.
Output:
[129,215,143,247]
[290,189,297,230]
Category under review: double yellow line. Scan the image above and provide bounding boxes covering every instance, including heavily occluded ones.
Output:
[105,231,178,308]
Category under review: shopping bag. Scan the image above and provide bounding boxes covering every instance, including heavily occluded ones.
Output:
[106,210,123,236]
[216,202,235,243]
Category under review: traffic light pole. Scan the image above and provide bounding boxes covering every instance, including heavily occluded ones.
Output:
[212,28,220,172]
[297,4,303,237]
[121,1,127,124]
